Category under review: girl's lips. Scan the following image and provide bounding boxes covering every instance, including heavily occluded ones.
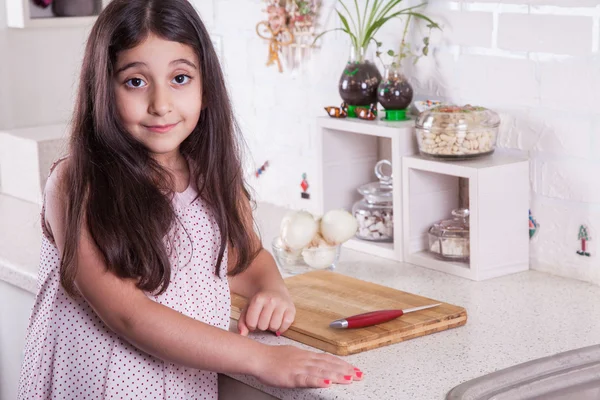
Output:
[144,122,179,133]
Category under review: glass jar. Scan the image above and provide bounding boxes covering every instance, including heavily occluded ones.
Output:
[428,208,470,261]
[377,63,414,113]
[338,45,382,110]
[352,160,393,242]
[415,105,500,160]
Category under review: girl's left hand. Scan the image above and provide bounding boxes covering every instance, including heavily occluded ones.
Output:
[238,289,296,337]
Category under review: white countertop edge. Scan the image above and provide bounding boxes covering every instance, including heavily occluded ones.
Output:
[0,257,38,294]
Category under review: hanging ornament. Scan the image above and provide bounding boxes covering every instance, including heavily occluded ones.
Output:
[576,225,591,257]
[528,210,539,239]
[257,1,320,73]
[255,161,270,178]
[300,172,310,199]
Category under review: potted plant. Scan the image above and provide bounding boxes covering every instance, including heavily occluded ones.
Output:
[376,6,440,121]
[315,0,436,117]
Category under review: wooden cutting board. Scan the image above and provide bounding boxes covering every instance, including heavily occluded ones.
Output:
[230,270,467,356]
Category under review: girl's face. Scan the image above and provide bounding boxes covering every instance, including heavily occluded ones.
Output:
[113,34,202,163]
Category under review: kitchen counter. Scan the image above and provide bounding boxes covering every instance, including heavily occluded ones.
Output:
[3,196,600,400]
[235,204,600,400]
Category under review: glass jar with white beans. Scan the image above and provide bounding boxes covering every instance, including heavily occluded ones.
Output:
[352,160,394,243]
[415,105,500,160]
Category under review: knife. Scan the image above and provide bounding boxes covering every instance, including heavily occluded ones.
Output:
[329,303,442,329]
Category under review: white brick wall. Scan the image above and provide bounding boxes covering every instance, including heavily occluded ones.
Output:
[498,14,593,55]
[0,0,598,283]
[441,11,495,47]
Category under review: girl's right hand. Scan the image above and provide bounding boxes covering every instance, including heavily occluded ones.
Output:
[254,345,363,388]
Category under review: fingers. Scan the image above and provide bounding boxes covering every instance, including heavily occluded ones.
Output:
[294,374,332,388]
[237,308,249,336]
[304,366,353,385]
[278,308,295,334]
[311,353,363,382]
[244,293,295,334]
[257,300,276,331]
[257,345,363,389]
[243,298,264,332]
[268,305,285,333]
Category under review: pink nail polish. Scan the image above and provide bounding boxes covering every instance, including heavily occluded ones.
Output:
[275,331,281,337]
[354,367,361,371]
[324,379,331,385]
[356,371,363,378]
[344,375,352,380]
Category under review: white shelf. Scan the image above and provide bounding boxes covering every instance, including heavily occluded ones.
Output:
[317,116,418,262]
[317,116,415,139]
[407,251,469,277]
[402,152,530,281]
[342,238,396,260]
[6,0,106,29]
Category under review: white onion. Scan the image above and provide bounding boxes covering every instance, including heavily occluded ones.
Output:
[320,209,358,245]
[302,246,337,269]
[274,236,301,258]
[280,211,318,250]
[306,232,328,248]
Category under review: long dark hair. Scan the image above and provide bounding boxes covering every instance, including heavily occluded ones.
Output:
[60,0,259,296]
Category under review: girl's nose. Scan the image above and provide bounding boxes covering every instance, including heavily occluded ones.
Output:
[148,85,172,116]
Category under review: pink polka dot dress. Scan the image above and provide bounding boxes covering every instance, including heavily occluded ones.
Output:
[18,160,231,399]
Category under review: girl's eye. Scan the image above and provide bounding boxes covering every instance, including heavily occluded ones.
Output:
[173,75,191,85]
[125,78,146,88]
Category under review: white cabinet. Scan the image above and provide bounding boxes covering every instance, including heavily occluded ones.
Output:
[317,116,417,262]
[317,116,530,280]
[5,0,109,28]
[0,281,35,400]
[402,154,530,280]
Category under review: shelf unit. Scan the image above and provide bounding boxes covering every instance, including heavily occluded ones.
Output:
[6,0,108,29]
[316,116,417,261]
[402,153,530,280]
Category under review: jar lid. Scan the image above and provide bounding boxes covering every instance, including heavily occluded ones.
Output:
[429,208,470,238]
[357,160,393,203]
[415,104,500,131]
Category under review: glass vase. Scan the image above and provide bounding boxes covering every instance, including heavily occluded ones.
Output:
[377,63,414,117]
[338,46,382,109]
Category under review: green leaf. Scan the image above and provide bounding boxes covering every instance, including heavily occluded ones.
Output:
[423,37,430,45]
[337,0,358,36]
[353,0,362,44]
[362,8,410,46]
[361,0,371,46]
[312,27,356,48]
[375,0,407,23]
[387,49,395,56]
[402,11,441,30]
[365,0,384,36]
[336,10,359,49]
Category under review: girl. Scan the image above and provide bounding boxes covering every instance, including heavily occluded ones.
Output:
[17,0,362,398]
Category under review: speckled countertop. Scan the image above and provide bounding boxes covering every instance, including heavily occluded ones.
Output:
[3,195,600,400]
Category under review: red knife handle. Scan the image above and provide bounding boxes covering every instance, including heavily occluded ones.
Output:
[345,310,405,328]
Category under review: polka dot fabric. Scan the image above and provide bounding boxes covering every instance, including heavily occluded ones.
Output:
[18,161,231,399]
